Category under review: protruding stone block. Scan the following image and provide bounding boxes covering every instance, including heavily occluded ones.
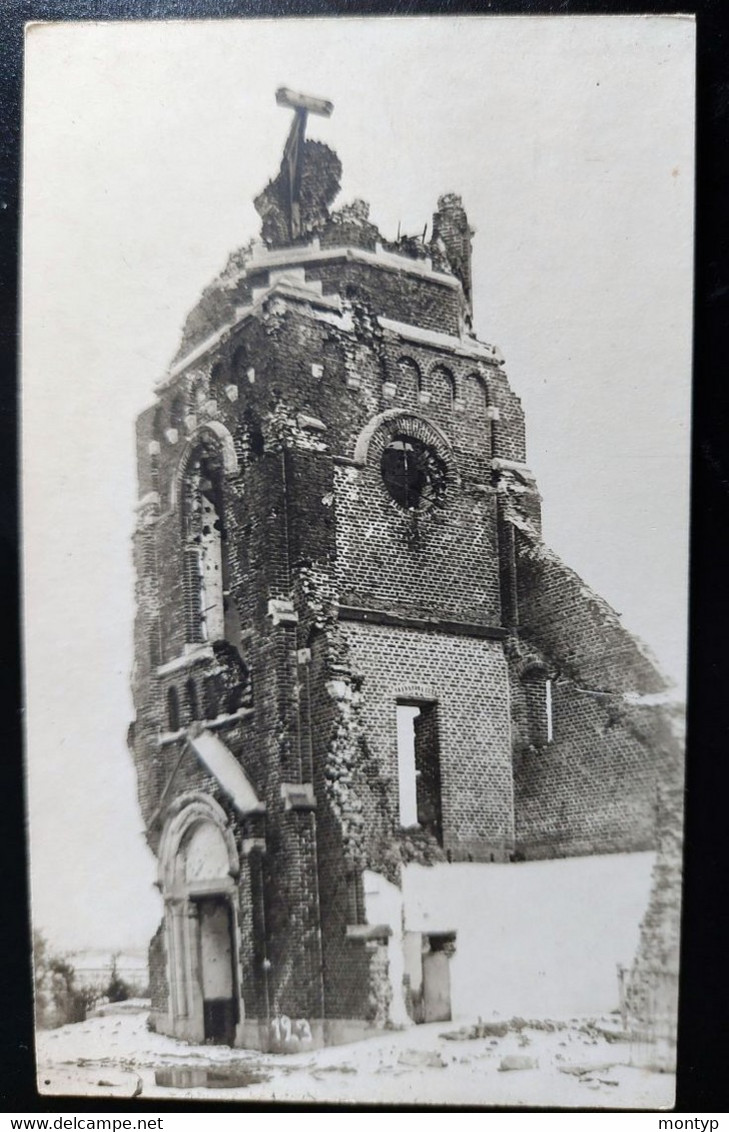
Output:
[267,598,299,627]
[281,782,316,811]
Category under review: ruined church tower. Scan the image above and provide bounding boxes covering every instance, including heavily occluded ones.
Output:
[129,90,678,1049]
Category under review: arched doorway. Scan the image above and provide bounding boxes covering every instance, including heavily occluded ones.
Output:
[158,795,241,1044]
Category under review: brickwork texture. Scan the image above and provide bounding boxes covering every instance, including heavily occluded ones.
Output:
[129,115,681,1047]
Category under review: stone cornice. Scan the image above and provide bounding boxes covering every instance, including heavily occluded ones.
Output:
[337,604,507,640]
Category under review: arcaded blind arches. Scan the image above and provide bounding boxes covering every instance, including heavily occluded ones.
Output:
[429,364,455,412]
[396,356,422,400]
[464,372,488,414]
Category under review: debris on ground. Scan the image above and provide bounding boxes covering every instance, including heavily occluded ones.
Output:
[558,1062,615,1077]
[441,1015,566,1041]
[34,1003,676,1107]
[397,1049,447,1069]
[511,1017,567,1033]
[441,1020,508,1040]
[499,1055,538,1071]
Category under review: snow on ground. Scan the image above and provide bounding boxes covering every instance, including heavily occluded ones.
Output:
[36,1004,675,1109]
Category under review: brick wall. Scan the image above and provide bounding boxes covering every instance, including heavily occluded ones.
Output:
[511,681,660,857]
[513,519,665,696]
[130,169,676,1039]
[334,461,501,625]
[620,706,684,1033]
[504,509,670,857]
[131,382,330,1022]
[148,920,168,1017]
[341,622,515,861]
[307,630,390,1020]
[308,261,462,336]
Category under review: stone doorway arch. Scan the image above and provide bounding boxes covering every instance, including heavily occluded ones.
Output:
[158,793,242,1044]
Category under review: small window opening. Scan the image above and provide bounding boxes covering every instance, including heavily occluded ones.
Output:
[225,662,251,715]
[204,673,223,721]
[428,931,456,954]
[232,345,248,393]
[523,668,552,748]
[185,678,199,722]
[169,393,185,431]
[247,416,265,460]
[167,686,180,732]
[397,701,443,845]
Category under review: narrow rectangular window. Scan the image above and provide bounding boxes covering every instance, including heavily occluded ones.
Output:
[523,668,551,748]
[397,704,419,827]
[396,701,443,845]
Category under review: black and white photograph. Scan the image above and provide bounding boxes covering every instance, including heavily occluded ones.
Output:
[21,15,694,1107]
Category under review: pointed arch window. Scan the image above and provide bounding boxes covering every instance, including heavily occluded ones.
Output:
[182,443,228,644]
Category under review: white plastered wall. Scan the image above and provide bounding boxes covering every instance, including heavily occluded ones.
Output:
[366,853,655,1024]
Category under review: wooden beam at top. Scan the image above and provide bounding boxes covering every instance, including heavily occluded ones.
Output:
[276,87,334,118]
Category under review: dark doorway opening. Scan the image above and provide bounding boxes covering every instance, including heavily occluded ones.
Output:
[423,932,455,1022]
[404,930,456,1024]
[196,896,239,1045]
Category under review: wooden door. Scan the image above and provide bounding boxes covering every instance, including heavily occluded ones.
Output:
[422,947,451,1023]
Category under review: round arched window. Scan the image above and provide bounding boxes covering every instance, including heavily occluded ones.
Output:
[380,434,447,512]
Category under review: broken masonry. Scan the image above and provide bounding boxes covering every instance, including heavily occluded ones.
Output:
[129,88,682,1051]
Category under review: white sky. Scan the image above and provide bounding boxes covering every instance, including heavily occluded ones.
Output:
[21,15,695,952]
